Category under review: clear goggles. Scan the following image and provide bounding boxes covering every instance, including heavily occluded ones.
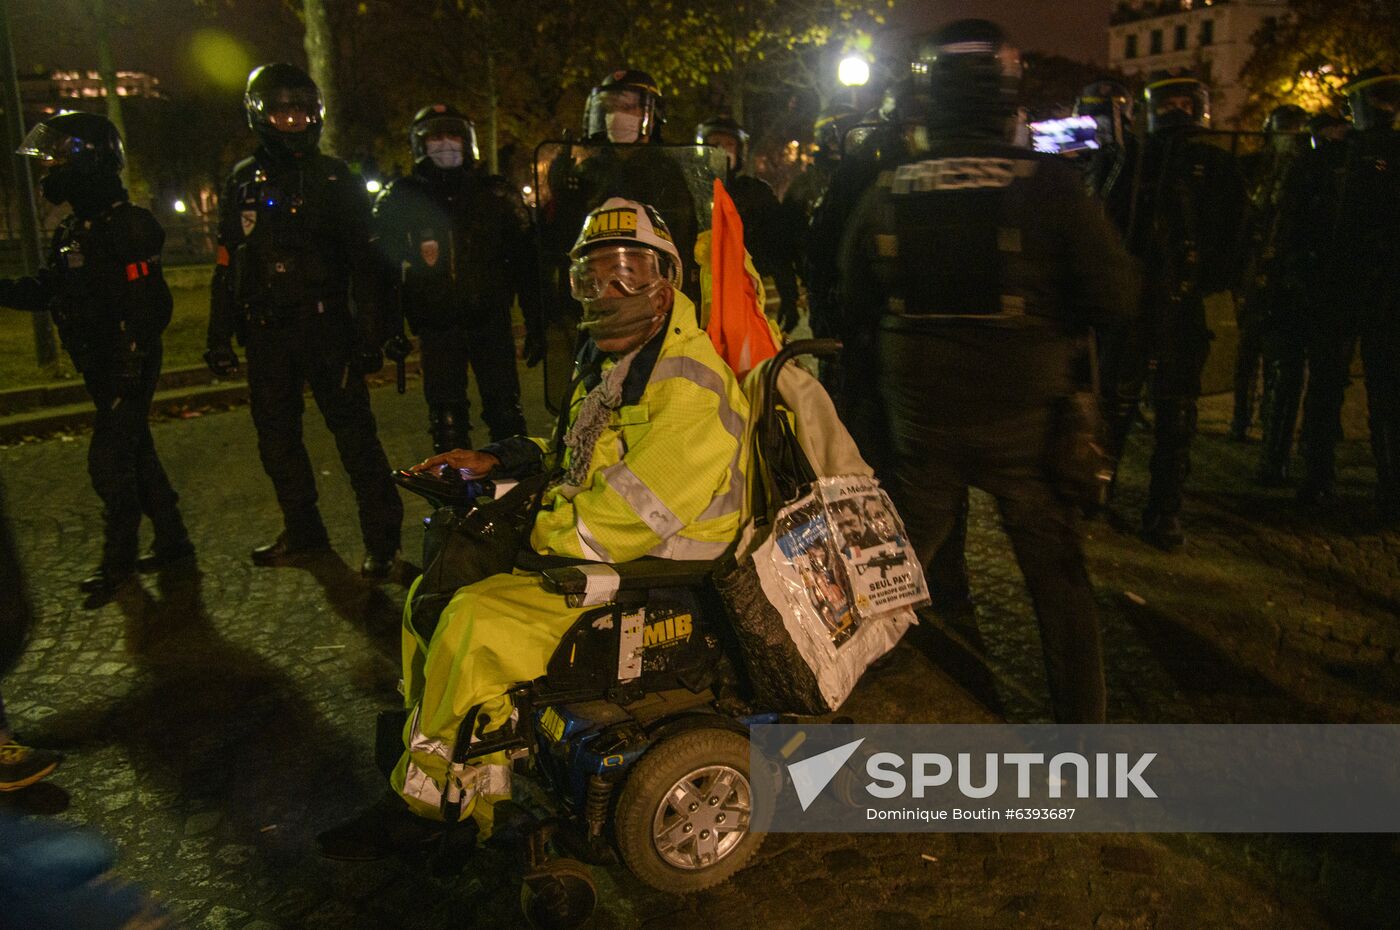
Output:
[569,246,667,300]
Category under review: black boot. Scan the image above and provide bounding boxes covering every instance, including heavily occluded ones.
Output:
[1255,356,1304,486]
[79,565,136,600]
[317,793,444,861]
[1143,397,1196,551]
[428,403,472,455]
[251,531,331,566]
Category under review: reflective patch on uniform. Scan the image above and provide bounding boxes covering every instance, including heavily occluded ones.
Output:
[420,238,439,267]
[892,158,1019,193]
[648,534,728,559]
[407,706,451,760]
[575,517,611,561]
[1000,295,1026,315]
[402,759,444,807]
[602,461,683,539]
[876,234,899,257]
[240,210,257,236]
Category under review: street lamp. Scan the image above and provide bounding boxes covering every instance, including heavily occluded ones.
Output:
[838,55,870,88]
[172,199,188,214]
[364,178,383,194]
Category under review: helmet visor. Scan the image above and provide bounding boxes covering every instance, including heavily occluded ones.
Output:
[247,86,324,131]
[414,116,473,142]
[569,246,666,300]
[585,89,654,142]
[16,123,81,165]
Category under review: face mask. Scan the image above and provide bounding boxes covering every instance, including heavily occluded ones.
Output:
[579,289,662,343]
[426,138,464,169]
[605,112,642,143]
[41,169,74,205]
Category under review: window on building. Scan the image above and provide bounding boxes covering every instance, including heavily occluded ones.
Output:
[1125,34,1138,59]
[1200,19,1215,45]
[1150,29,1163,54]
[1174,24,1188,50]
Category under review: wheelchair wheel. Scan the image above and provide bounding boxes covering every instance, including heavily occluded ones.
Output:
[614,727,764,893]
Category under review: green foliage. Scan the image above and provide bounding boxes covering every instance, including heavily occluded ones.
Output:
[1239,0,1400,122]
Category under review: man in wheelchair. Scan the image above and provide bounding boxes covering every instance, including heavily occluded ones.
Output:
[318,198,750,862]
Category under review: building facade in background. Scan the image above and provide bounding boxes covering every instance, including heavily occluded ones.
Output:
[1107,0,1285,128]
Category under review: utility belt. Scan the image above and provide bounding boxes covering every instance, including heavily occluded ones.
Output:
[243,295,350,331]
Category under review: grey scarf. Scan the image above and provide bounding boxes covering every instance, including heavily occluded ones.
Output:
[560,347,641,493]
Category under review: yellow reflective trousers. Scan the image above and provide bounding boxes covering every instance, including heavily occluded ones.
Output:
[390,572,588,833]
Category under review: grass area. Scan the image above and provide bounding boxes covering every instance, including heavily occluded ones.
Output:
[0,283,212,391]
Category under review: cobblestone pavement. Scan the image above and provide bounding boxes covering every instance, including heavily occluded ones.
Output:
[2,363,1398,930]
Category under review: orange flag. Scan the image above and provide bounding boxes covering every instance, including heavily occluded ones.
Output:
[707,178,779,378]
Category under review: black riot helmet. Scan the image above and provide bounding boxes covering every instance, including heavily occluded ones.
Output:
[244,63,324,156]
[1342,69,1400,132]
[1074,79,1134,147]
[812,106,859,163]
[913,19,1024,139]
[584,69,663,143]
[16,110,124,205]
[1263,104,1308,135]
[879,75,935,132]
[1144,75,1210,134]
[410,104,480,169]
[1306,113,1349,150]
[695,115,749,172]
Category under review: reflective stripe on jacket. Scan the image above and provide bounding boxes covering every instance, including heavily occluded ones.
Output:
[530,290,750,562]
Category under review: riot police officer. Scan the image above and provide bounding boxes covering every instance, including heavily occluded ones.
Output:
[1098,74,1246,550]
[1290,114,1354,501]
[1,112,192,600]
[1242,105,1314,479]
[695,116,800,332]
[1231,104,1309,443]
[1075,80,1138,233]
[1336,69,1400,524]
[374,104,539,453]
[205,64,403,577]
[840,19,1139,723]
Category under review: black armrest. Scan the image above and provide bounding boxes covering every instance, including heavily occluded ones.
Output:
[540,557,718,598]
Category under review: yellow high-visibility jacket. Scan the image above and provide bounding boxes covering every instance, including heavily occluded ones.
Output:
[530,290,749,562]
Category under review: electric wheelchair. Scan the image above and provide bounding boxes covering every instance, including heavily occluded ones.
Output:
[390,341,839,927]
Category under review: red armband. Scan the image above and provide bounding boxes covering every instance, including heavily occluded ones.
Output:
[216,245,231,267]
[124,261,150,282]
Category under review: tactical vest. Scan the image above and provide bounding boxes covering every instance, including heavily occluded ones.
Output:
[874,154,1038,321]
[228,155,349,318]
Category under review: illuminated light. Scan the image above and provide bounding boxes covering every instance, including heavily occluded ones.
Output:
[187,29,253,91]
[365,179,383,194]
[173,200,188,213]
[838,56,870,87]
[522,184,533,195]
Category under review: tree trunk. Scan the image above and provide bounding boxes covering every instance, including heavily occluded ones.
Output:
[302,0,339,156]
[90,0,127,179]
[485,48,499,175]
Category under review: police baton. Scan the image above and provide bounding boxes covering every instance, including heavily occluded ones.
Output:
[396,357,406,394]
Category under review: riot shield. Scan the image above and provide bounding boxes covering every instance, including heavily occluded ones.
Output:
[532,140,728,412]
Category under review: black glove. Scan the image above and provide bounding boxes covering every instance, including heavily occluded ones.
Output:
[204,343,240,377]
[352,347,384,375]
[383,333,413,364]
[521,330,547,368]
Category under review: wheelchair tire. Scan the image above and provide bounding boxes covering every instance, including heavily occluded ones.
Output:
[614,727,764,893]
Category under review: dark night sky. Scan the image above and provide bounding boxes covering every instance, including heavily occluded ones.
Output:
[10,0,1118,90]
[894,0,1116,63]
